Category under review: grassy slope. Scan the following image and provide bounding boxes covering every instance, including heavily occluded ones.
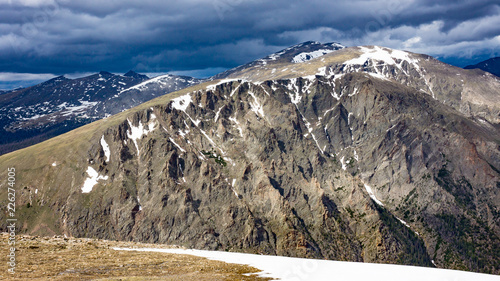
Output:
[0,234,269,280]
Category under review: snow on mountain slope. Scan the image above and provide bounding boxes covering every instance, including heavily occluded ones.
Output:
[115,248,500,281]
[116,74,200,94]
[292,49,336,63]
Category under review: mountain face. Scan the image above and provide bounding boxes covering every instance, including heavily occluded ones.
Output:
[1,44,499,274]
[465,57,500,77]
[0,72,201,155]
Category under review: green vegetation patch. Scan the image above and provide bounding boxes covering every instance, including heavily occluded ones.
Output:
[201,149,227,167]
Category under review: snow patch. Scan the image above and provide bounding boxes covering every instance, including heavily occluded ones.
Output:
[214,105,224,122]
[127,118,156,153]
[317,66,327,76]
[396,217,411,228]
[292,49,335,63]
[81,166,108,193]
[230,84,241,97]
[248,92,265,118]
[345,46,419,71]
[171,94,192,112]
[100,136,111,162]
[229,117,243,137]
[137,197,142,211]
[169,137,186,153]
[363,184,384,206]
[289,90,302,104]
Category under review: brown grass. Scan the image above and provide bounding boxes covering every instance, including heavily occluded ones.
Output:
[0,233,272,281]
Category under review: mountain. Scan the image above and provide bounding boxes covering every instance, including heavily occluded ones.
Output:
[212,41,345,80]
[0,71,202,155]
[92,74,203,117]
[1,44,499,274]
[465,57,500,77]
[123,70,149,80]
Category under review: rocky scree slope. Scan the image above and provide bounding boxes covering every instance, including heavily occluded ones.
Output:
[1,46,500,274]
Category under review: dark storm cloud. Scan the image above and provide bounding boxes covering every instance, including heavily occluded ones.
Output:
[0,0,498,80]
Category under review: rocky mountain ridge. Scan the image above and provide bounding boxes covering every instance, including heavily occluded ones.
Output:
[0,44,499,274]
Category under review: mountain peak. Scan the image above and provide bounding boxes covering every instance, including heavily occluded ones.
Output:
[99,71,113,76]
[212,41,345,80]
[36,75,69,87]
[124,70,149,80]
[50,75,68,82]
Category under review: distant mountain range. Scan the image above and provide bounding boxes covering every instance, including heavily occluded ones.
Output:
[0,71,202,155]
[465,57,500,77]
[1,42,499,274]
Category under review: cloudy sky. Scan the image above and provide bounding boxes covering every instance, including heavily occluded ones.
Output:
[0,0,499,89]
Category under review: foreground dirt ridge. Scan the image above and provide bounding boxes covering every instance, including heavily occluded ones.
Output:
[0,233,271,280]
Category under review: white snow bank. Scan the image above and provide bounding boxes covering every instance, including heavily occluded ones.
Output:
[127,117,156,152]
[81,166,108,193]
[113,248,500,281]
[100,136,111,162]
[171,93,192,112]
